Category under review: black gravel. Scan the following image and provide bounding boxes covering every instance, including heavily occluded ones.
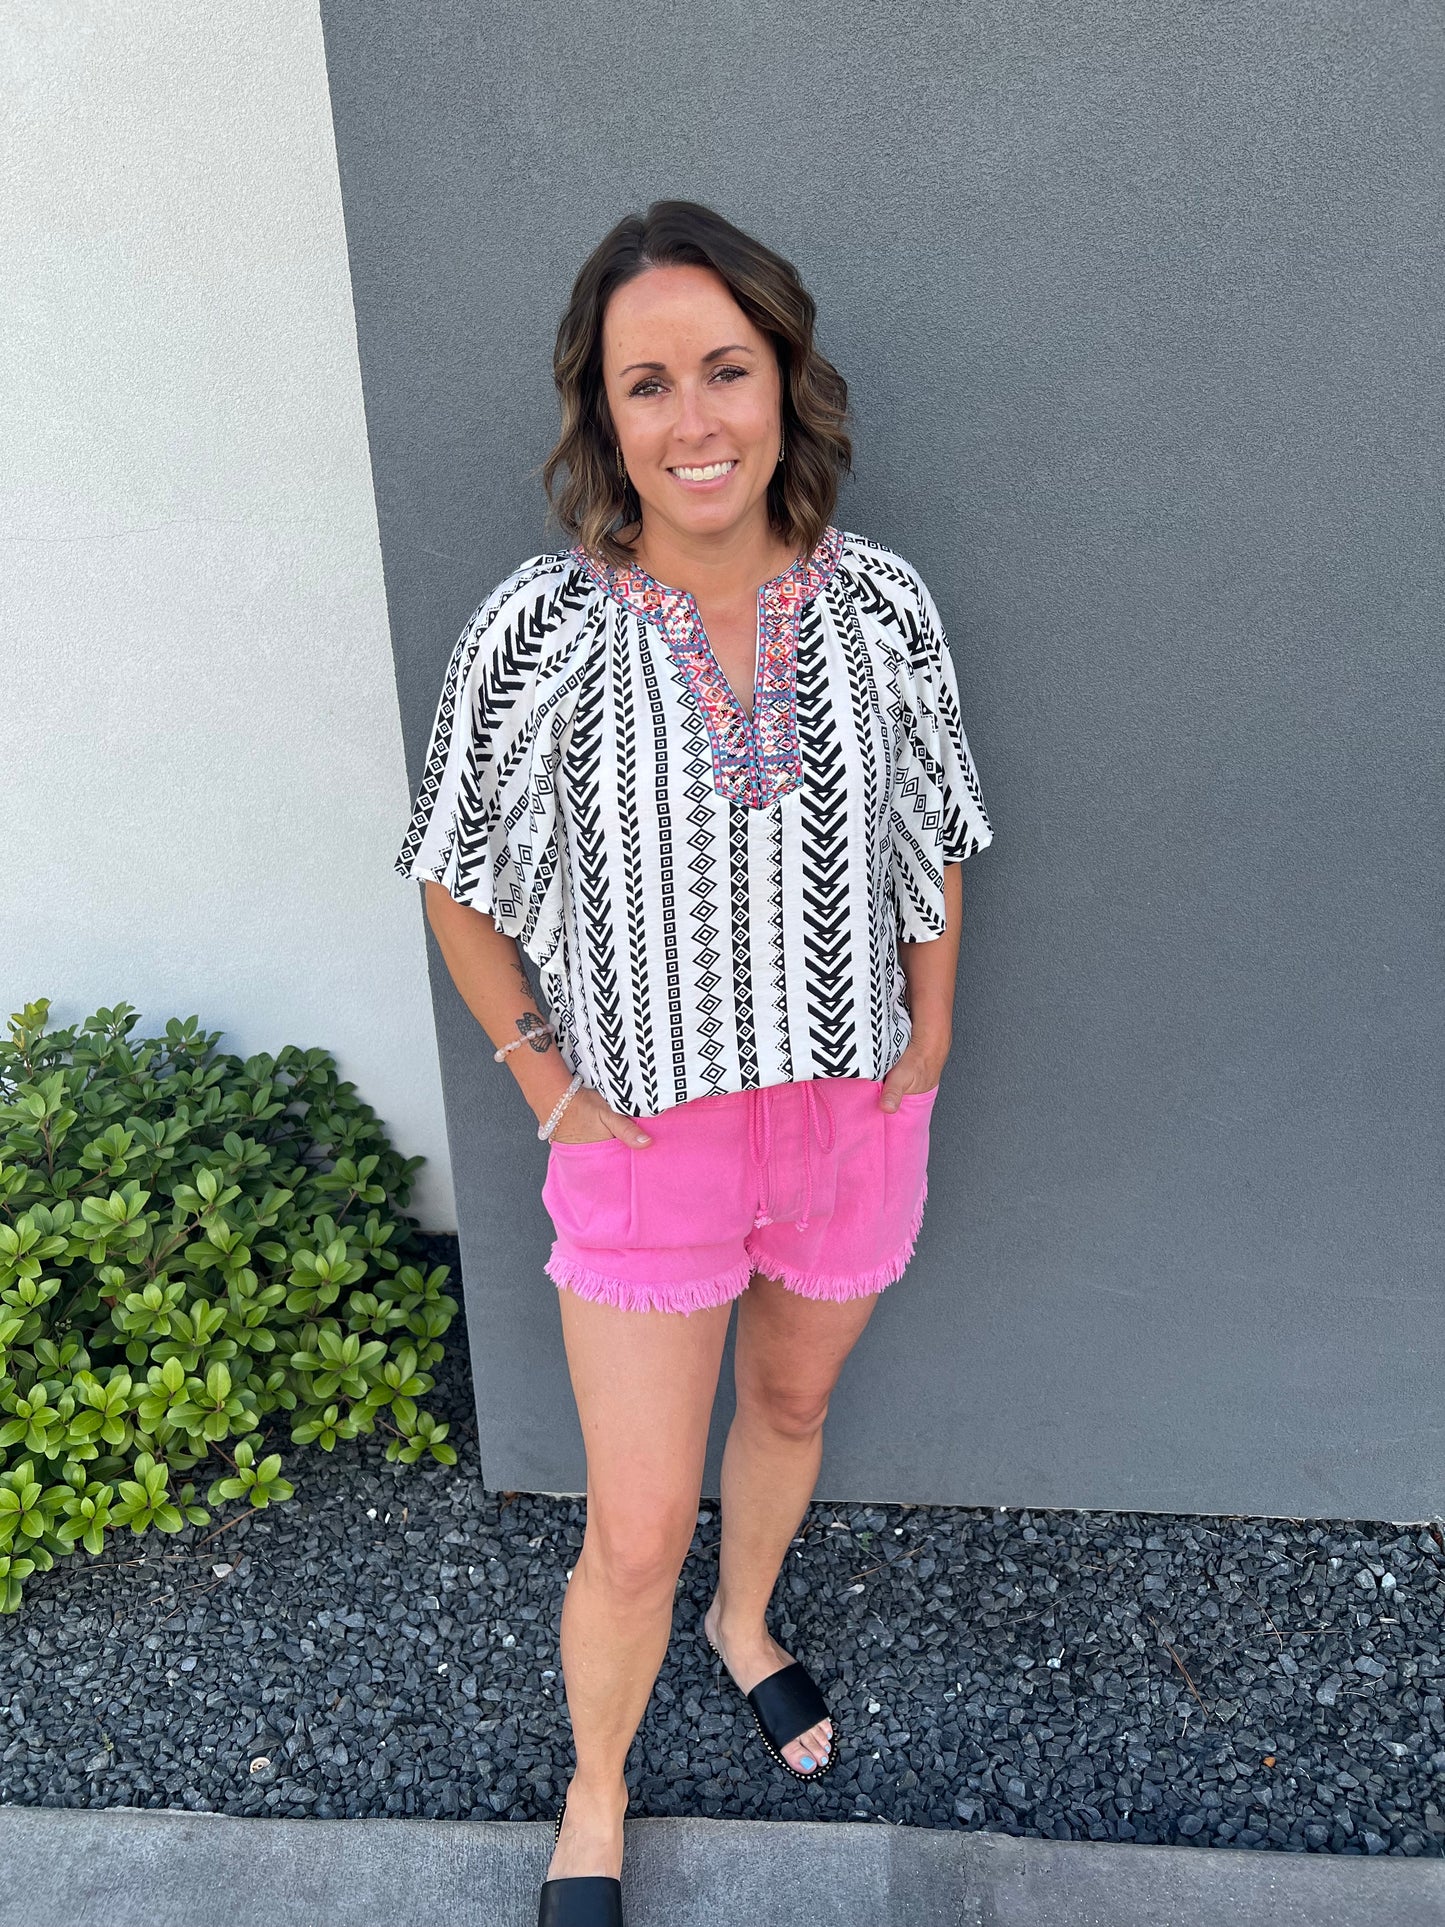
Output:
[3,1232,1443,1858]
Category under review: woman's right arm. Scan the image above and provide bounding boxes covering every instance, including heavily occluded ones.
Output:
[422,881,652,1146]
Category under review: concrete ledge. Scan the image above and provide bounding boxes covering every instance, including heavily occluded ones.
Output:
[2,1804,1442,1927]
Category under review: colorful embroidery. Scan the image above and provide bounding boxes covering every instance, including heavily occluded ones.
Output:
[572,524,846,807]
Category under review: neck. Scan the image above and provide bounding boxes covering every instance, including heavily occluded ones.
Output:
[626,512,802,602]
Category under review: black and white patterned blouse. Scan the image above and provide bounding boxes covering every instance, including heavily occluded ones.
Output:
[395,524,995,1119]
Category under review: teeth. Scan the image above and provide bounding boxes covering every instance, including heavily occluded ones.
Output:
[672,461,736,481]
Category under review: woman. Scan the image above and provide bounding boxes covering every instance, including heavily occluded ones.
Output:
[395,199,994,1926]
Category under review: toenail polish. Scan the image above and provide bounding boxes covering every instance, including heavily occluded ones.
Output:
[800,1755,815,1770]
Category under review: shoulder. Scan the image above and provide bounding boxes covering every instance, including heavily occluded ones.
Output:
[833,529,936,616]
[440,548,605,703]
[421,550,597,741]
[459,546,597,642]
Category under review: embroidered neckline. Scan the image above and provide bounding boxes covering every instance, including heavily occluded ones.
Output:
[570,524,846,807]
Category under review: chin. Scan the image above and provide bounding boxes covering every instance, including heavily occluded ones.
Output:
[661,484,763,525]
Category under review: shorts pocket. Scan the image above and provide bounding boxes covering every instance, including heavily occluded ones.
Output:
[541,1137,633,1247]
[627,1109,751,1250]
[882,1086,936,1216]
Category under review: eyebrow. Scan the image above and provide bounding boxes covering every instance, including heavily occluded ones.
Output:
[619,343,755,377]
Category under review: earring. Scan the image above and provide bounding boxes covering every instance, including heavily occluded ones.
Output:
[616,444,626,484]
[778,443,785,464]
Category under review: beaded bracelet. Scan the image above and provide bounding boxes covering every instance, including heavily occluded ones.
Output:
[494,1019,556,1061]
[491,1018,583,1140]
[537,1070,585,1142]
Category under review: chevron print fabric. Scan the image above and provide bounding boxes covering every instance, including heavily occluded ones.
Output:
[395,528,994,1119]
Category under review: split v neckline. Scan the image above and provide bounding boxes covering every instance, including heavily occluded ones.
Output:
[571,524,846,808]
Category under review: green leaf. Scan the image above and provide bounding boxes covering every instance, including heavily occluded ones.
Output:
[0,997,453,1613]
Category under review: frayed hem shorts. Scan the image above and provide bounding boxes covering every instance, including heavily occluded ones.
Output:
[541,1076,938,1317]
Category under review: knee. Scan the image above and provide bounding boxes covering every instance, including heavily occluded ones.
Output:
[584,1507,692,1602]
[740,1379,832,1442]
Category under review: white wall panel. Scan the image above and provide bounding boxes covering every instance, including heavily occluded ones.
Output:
[0,0,454,1226]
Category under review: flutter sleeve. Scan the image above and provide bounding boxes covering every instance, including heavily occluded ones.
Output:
[889,564,995,942]
[393,569,557,953]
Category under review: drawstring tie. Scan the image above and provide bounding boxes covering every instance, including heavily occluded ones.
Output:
[748,1080,835,1229]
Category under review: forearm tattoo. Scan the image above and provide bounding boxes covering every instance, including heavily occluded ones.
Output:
[509,950,556,1054]
[514,1010,556,1054]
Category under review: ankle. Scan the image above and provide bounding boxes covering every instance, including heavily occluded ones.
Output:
[706,1594,768,1650]
[564,1769,630,1816]
[548,1774,627,1886]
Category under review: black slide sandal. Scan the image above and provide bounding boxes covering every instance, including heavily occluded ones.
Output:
[537,1799,625,1927]
[744,1659,841,1783]
[706,1620,840,1784]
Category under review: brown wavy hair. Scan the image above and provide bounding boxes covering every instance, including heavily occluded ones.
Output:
[540,200,853,568]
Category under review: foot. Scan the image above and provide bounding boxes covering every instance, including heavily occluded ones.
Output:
[702,1599,834,1776]
[543,1773,628,1884]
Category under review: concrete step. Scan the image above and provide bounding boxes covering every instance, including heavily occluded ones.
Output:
[2,1805,1442,1927]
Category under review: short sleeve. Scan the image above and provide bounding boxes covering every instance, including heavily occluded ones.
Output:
[393,570,557,951]
[889,566,995,942]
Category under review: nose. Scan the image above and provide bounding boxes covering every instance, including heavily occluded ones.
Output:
[670,377,722,443]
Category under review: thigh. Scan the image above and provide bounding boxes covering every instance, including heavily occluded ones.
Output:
[733,1269,881,1419]
[558,1288,733,1540]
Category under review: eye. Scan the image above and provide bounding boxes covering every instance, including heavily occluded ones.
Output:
[627,365,748,398]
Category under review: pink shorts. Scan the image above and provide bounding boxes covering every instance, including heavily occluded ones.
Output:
[541,1076,938,1316]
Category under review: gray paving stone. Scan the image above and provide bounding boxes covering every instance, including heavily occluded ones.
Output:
[2,1805,1443,1927]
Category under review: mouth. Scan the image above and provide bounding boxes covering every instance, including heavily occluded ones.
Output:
[667,459,739,488]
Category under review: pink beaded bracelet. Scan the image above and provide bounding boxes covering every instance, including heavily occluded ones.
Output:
[493,1019,584,1140]
[493,1019,557,1061]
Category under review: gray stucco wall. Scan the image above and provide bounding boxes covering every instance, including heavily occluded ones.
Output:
[322,0,1444,1517]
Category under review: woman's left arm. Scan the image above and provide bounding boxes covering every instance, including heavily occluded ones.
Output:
[884,863,962,1108]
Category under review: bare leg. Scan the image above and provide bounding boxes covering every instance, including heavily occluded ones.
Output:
[546,1287,732,1882]
[703,1271,883,1774]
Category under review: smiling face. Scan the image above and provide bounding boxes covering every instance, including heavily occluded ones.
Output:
[600,262,785,555]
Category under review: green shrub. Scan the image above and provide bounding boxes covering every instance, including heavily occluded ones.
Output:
[0,998,459,1612]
